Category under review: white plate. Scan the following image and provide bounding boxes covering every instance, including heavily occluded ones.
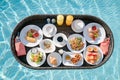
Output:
[26,47,46,67]
[83,45,103,65]
[39,39,56,53]
[71,19,85,33]
[53,33,67,47]
[63,52,83,66]
[20,25,43,47]
[47,52,62,67]
[83,23,106,44]
[42,24,57,37]
[67,34,86,53]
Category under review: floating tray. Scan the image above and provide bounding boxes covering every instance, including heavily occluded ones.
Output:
[11,15,114,69]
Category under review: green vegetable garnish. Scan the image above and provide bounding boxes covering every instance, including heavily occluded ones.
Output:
[94,33,99,38]
[27,31,33,37]
[77,37,82,41]
[30,52,43,64]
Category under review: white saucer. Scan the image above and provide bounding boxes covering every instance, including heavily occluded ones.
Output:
[53,33,67,47]
[47,52,62,67]
[71,19,85,33]
[42,24,57,37]
[39,39,56,53]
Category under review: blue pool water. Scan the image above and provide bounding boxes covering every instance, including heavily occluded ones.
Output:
[0,0,120,80]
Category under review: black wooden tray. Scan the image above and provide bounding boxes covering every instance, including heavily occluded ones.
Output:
[11,15,114,70]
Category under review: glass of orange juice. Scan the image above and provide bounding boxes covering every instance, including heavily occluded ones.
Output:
[57,15,64,26]
[66,15,74,26]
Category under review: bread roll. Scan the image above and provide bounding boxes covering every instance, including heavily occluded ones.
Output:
[26,36,36,43]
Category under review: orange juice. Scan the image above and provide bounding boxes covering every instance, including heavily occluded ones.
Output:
[57,15,64,26]
[66,15,74,26]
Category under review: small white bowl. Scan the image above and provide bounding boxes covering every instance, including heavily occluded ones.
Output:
[47,52,62,67]
[42,24,57,37]
[67,34,86,53]
[71,19,85,33]
[53,33,67,48]
[39,39,56,53]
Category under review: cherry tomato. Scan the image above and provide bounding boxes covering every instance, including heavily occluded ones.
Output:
[33,32,39,38]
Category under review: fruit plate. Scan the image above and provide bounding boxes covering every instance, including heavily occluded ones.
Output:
[11,15,114,69]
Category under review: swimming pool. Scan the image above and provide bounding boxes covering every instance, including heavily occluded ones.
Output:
[0,0,120,80]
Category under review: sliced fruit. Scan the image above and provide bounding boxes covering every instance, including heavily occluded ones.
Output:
[93,47,98,52]
[92,36,96,40]
[87,47,93,52]
[33,32,39,38]
[89,32,94,38]
[89,60,95,64]
[92,26,97,30]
